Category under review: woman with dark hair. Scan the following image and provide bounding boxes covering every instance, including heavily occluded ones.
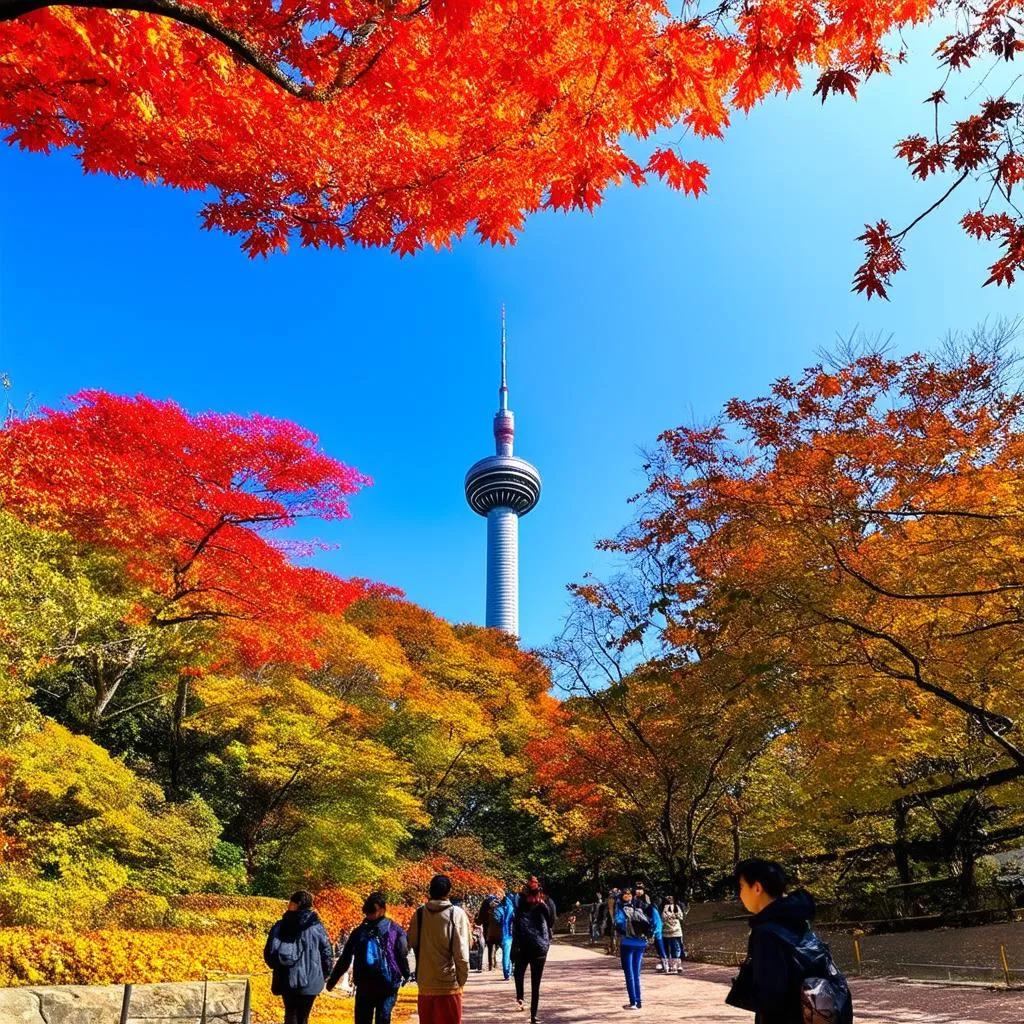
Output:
[615,889,652,1011]
[327,891,410,1024]
[662,896,687,974]
[511,876,556,1024]
[264,890,335,1024]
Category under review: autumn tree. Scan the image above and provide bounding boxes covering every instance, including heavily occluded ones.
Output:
[539,574,780,896]
[0,391,374,738]
[609,323,1024,897]
[185,668,423,888]
[338,597,559,867]
[5,0,1022,289]
[0,718,241,927]
[0,509,207,738]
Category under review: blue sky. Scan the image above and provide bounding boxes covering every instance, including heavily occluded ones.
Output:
[1,26,1021,651]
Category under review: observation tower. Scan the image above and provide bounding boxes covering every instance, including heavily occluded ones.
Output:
[464,311,541,636]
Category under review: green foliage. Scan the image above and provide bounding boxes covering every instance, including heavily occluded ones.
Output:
[0,720,240,927]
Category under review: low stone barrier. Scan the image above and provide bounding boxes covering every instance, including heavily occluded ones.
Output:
[0,980,248,1024]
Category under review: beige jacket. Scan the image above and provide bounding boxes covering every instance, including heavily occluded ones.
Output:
[407,899,470,995]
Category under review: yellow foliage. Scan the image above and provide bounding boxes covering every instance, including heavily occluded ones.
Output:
[0,927,416,1024]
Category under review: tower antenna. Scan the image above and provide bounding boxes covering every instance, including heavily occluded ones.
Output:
[499,305,508,410]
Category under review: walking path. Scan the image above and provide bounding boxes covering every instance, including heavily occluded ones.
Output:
[409,941,1023,1024]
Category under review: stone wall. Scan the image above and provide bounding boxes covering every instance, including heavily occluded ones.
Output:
[0,980,248,1024]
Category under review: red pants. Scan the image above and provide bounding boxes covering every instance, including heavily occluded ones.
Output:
[417,993,462,1024]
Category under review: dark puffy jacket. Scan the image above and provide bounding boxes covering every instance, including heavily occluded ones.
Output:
[328,917,410,993]
[744,889,817,1024]
[264,908,334,996]
[512,896,556,960]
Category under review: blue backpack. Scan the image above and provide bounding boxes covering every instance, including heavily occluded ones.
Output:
[359,921,397,986]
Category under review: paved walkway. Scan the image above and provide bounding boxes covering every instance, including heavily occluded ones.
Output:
[409,942,1023,1024]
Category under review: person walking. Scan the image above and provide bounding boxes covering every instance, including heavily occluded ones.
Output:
[649,900,669,973]
[493,883,519,981]
[263,890,335,1024]
[511,876,555,1024]
[326,892,410,1024]
[661,897,687,974]
[407,874,471,1024]
[634,882,652,912]
[725,859,852,1024]
[615,889,652,1011]
[604,888,621,955]
[589,894,602,946]
[476,894,502,972]
[567,902,580,935]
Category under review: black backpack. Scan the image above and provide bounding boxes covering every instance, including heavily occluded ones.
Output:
[620,904,652,940]
[759,922,853,1024]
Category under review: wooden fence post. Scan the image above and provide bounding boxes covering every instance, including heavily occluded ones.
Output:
[241,977,252,1024]
[1000,944,1012,988]
[119,984,133,1024]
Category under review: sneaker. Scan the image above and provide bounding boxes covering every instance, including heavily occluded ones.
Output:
[654,964,664,972]
[623,1005,637,1011]
[516,1000,525,1012]
[676,968,683,975]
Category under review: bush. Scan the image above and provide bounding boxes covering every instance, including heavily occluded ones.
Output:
[0,927,416,1024]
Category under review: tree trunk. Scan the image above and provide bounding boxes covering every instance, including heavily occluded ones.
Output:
[894,800,912,884]
[87,657,120,735]
[729,809,742,868]
[168,674,189,794]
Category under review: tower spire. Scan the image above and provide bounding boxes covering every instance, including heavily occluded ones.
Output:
[499,305,509,411]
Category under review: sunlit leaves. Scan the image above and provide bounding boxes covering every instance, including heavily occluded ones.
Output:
[1,0,931,255]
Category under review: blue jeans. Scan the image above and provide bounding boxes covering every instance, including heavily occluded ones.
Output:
[502,936,514,979]
[620,939,645,1007]
[666,936,683,959]
[654,935,667,960]
[354,987,398,1024]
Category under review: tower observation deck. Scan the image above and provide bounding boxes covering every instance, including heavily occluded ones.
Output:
[464,311,541,636]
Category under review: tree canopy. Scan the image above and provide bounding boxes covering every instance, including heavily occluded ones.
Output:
[4,1,1024,290]
[539,325,1024,906]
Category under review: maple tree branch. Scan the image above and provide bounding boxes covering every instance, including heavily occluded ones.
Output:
[857,505,1013,521]
[101,691,171,723]
[899,764,1024,805]
[939,616,1024,638]
[892,169,971,243]
[820,612,1024,767]
[0,0,415,101]
[801,820,1024,869]
[828,539,1024,600]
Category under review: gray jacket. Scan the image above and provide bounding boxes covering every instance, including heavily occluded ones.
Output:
[264,909,334,996]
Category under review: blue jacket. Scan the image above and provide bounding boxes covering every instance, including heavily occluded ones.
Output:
[650,904,664,939]
[493,893,518,940]
[264,909,334,996]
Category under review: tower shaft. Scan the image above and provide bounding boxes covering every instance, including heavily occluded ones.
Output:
[486,508,519,634]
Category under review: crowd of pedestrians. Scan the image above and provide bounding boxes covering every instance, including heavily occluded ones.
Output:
[262,859,852,1024]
